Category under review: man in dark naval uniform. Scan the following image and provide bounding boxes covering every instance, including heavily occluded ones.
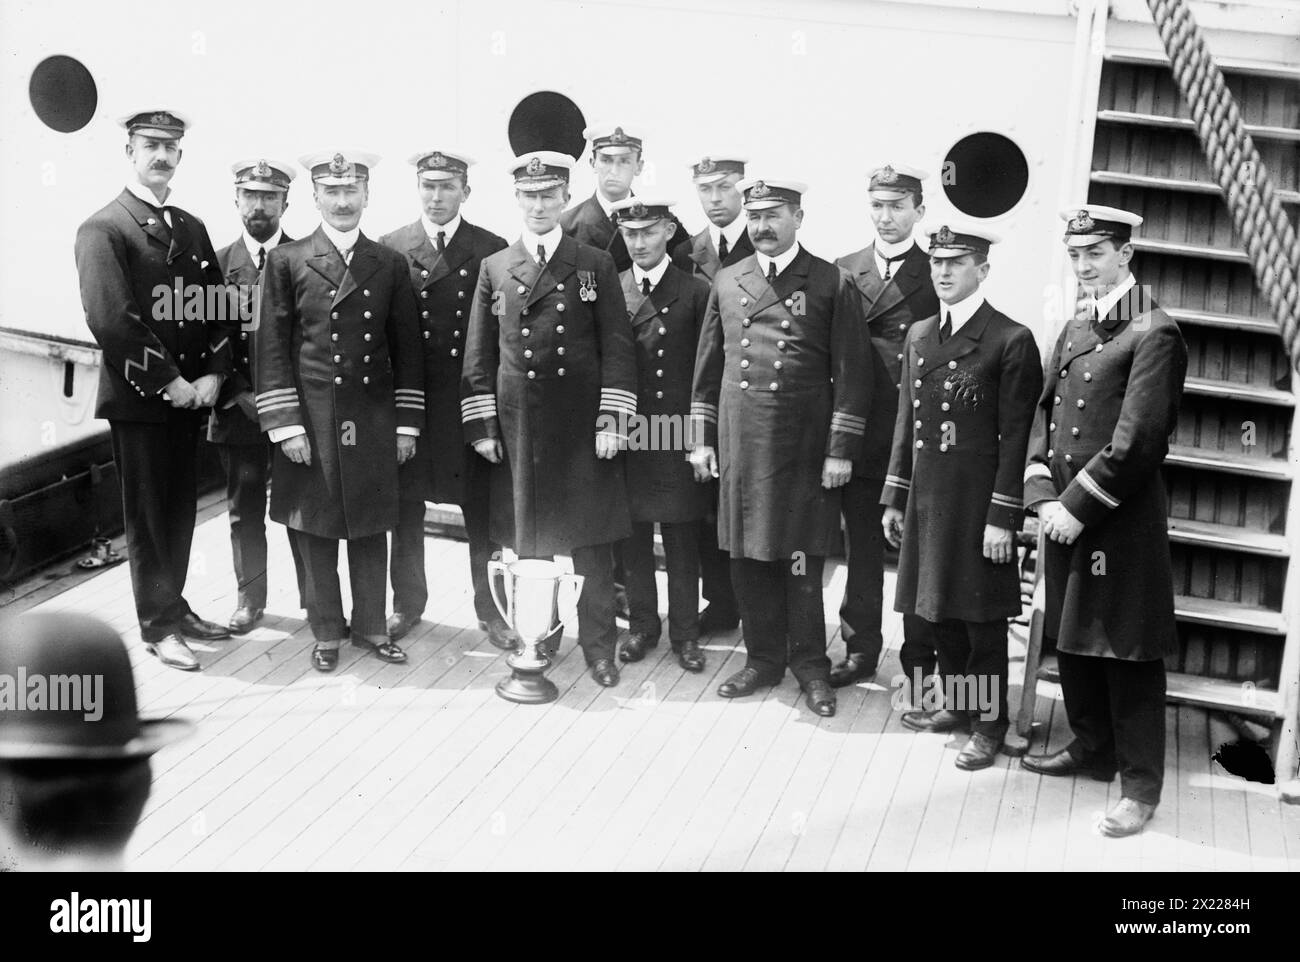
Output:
[208,157,306,635]
[379,149,514,650]
[881,223,1043,771]
[830,163,940,693]
[672,152,750,634]
[560,124,690,273]
[75,108,237,672]
[256,149,424,672]
[1021,204,1187,838]
[690,178,870,718]
[462,151,637,688]
[610,197,711,673]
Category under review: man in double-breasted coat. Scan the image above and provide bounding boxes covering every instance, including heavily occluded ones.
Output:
[881,223,1043,771]
[830,163,940,692]
[207,158,306,635]
[560,124,691,274]
[690,178,869,718]
[256,150,423,672]
[75,109,237,672]
[461,152,636,688]
[671,153,751,634]
[610,198,711,673]
[1021,204,1187,838]
[379,149,513,649]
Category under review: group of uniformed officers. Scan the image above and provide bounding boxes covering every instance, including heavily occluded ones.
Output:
[75,108,1187,838]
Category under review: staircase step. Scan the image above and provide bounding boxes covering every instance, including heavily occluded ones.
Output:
[1132,237,1250,264]
[1097,109,1300,144]
[1036,658,1280,718]
[1166,517,1289,557]
[1091,169,1300,205]
[1175,594,1287,636]
[1166,445,1292,481]
[1182,375,1294,407]
[1165,307,1280,337]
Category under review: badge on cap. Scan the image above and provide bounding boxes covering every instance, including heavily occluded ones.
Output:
[611,127,627,144]
[750,181,770,198]
[628,201,648,218]
[330,153,349,175]
[527,156,545,175]
[697,157,715,174]
[877,165,899,185]
[429,151,446,168]
[935,225,956,246]
[254,159,271,178]
[1071,210,1096,232]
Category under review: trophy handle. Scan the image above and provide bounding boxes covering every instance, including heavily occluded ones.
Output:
[488,559,512,626]
[541,573,585,641]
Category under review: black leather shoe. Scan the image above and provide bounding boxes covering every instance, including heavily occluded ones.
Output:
[901,708,969,733]
[352,634,407,664]
[698,604,740,633]
[803,679,837,717]
[620,632,659,663]
[227,606,264,634]
[178,613,231,641]
[386,612,421,641]
[590,659,620,687]
[718,667,776,699]
[829,653,876,688]
[613,583,631,622]
[674,640,706,672]
[311,644,339,672]
[146,633,200,671]
[479,616,519,651]
[1021,747,1117,782]
[956,732,1002,771]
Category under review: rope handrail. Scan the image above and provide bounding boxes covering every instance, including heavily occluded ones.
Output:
[1145,0,1300,368]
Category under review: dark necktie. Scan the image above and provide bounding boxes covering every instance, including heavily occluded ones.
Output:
[537,243,547,271]
[257,246,266,271]
[642,277,651,296]
[767,261,778,284]
[940,311,953,343]
[717,234,729,261]
[881,252,907,281]
[436,230,446,254]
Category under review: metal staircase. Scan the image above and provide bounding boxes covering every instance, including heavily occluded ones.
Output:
[1086,49,1299,725]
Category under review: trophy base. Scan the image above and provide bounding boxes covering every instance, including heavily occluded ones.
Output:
[496,670,559,705]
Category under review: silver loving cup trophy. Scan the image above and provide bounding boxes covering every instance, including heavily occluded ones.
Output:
[488,559,584,704]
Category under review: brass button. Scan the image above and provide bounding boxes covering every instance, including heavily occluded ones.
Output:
[1096,343,1103,352]
[659,326,667,335]
[1047,448,1054,457]
[556,325,565,334]
[917,357,925,366]
[557,347,565,356]
[741,338,751,348]
[740,297,749,306]
[1054,395,1061,405]
[941,402,950,411]
[556,303,565,312]
[742,318,751,327]
[521,328,530,337]
[422,311,429,319]
[331,333,339,341]
[527,370,536,379]
[781,320,791,330]
[364,333,372,342]
[524,349,533,359]
[655,390,664,399]
[939,443,949,452]
[916,439,924,449]
[914,379,922,388]
[1071,427,1080,437]
[661,307,669,315]
[178,353,186,361]
[421,291,428,299]
[777,340,786,350]
[741,359,750,369]
[458,291,465,299]
[943,381,952,391]
[898,323,906,331]
[460,268,469,277]
[1065,454,1073,464]
[656,348,664,357]
[740,380,749,390]
[1083,372,1092,382]
[522,308,530,316]
[332,312,339,320]
[1049,422,1056,431]
[556,283,564,291]
[773,361,783,370]
[329,289,336,296]
[363,355,371,363]
[517,285,527,294]
[948,360,957,370]
[424,330,431,339]
[454,330,461,338]
[334,376,343,385]
[557,367,565,376]
[456,310,463,318]
[421,270,429,278]
[1060,369,1068,378]
[913,399,920,409]
[784,298,793,307]
[769,382,778,391]
[363,376,370,384]
[897,353,904,361]
[1077,398,1086,409]
[333,354,341,363]
[241,332,248,340]
[915,420,923,430]
[363,289,369,297]
[364,311,372,319]
[656,370,664,378]
[451,349,459,357]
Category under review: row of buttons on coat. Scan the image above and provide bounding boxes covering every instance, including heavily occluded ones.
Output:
[327,286,376,385]
[738,304,793,391]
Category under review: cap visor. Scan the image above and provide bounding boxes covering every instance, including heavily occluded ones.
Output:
[615,218,662,229]
[1065,233,1121,247]
[743,199,790,211]
[594,145,637,156]
[236,182,287,192]
[314,175,366,186]
[516,178,567,192]
[418,170,461,182]
[0,717,194,760]
[928,247,976,259]
[693,171,733,185]
[130,127,183,140]
[868,188,914,200]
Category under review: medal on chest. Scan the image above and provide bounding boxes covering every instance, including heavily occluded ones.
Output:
[578,269,598,303]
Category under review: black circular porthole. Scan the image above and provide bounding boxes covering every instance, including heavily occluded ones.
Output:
[29,55,98,133]
[942,132,1029,218]
[508,91,586,160]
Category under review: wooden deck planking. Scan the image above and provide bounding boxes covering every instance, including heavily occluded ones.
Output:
[15,507,1298,871]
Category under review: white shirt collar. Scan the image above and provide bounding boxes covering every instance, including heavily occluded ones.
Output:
[874,236,915,260]
[939,288,986,334]
[632,256,671,291]
[320,221,360,256]
[709,216,747,253]
[595,190,631,218]
[422,211,461,246]
[243,226,283,262]
[1091,272,1137,319]
[521,226,563,265]
[125,179,171,209]
[755,241,802,281]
